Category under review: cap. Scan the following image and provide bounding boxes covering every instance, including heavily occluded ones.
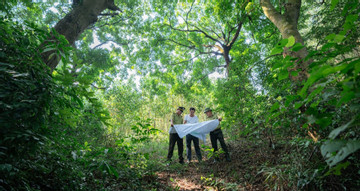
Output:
[204,107,212,113]
[177,106,185,112]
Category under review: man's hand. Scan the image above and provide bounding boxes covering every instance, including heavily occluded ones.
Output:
[171,123,174,127]
[218,117,222,122]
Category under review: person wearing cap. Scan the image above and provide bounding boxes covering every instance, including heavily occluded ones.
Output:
[184,107,202,163]
[167,106,185,164]
[204,107,231,162]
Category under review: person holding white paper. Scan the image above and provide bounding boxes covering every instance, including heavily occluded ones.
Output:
[167,106,185,164]
[184,107,202,163]
[204,108,231,162]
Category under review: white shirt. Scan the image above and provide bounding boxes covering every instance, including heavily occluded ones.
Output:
[184,115,199,124]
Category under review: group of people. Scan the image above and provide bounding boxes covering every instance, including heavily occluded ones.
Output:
[167,106,231,164]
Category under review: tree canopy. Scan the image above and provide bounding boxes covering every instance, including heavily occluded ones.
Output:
[1,0,359,190]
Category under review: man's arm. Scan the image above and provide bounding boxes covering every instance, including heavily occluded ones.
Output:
[171,113,175,127]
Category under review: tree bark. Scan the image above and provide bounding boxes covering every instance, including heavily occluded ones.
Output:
[260,0,309,82]
[41,0,120,71]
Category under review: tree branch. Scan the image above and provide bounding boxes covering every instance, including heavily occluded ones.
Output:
[185,0,196,30]
[92,40,129,49]
[247,15,257,43]
[92,14,132,29]
[203,44,224,54]
[246,54,282,73]
[91,83,107,90]
[228,22,243,48]
[99,13,119,17]
[260,0,285,30]
[166,21,224,46]
[167,39,196,49]
[189,23,223,45]
[170,54,201,65]
[221,30,227,43]
[226,22,237,44]
[166,39,223,58]
[106,0,121,12]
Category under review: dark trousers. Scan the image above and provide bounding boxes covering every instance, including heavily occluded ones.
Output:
[167,133,184,162]
[210,129,230,160]
[186,134,202,161]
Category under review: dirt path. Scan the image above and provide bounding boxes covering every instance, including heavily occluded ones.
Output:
[154,141,276,190]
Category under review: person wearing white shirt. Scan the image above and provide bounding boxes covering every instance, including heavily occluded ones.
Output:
[184,107,202,162]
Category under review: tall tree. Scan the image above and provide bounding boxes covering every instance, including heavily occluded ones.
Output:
[260,0,310,82]
[155,1,249,76]
[41,0,121,70]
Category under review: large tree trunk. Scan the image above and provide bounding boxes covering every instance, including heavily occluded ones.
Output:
[223,46,231,75]
[260,0,309,82]
[41,0,119,71]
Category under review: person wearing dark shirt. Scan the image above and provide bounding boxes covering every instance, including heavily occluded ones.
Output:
[167,106,185,164]
[204,107,231,162]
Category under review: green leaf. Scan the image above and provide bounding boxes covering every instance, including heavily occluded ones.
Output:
[109,165,119,178]
[302,123,309,129]
[299,64,348,98]
[334,34,345,43]
[329,119,355,139]
[285,36,295,47]
[321,140,345,160]
[325,161,350,176]
[73,96,84,108]
[316,117,332,129]
[341,59,357,73]
[278,39,288,47]
[285,95,297,107]
[278,69,288,80]
[144,153,150,160]
[270,47,283,55]
[273,62,283,69]
[290,43,304,52]
[321,140,360,167]
[290,71,298,77]
[270,102,280,112]
[42,47,57,53]
[306,86,325,104]
[270,112,281,120]
[345,14,358,23]
[0,164,12,172]
[310,100,320,108]
[324,64,348,76]
[325,33,336,41]
[354,59,360,74]
[321,42,335,50]
[330,0,339,11]
[337,90,355,106]
[294,102,303,109]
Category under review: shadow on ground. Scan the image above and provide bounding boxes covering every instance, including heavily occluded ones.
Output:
[151,139,282,191]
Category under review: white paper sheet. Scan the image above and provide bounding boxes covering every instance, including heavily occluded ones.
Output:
[174,119,219,143]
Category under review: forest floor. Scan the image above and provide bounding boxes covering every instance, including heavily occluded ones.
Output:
[150,139,284,191]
